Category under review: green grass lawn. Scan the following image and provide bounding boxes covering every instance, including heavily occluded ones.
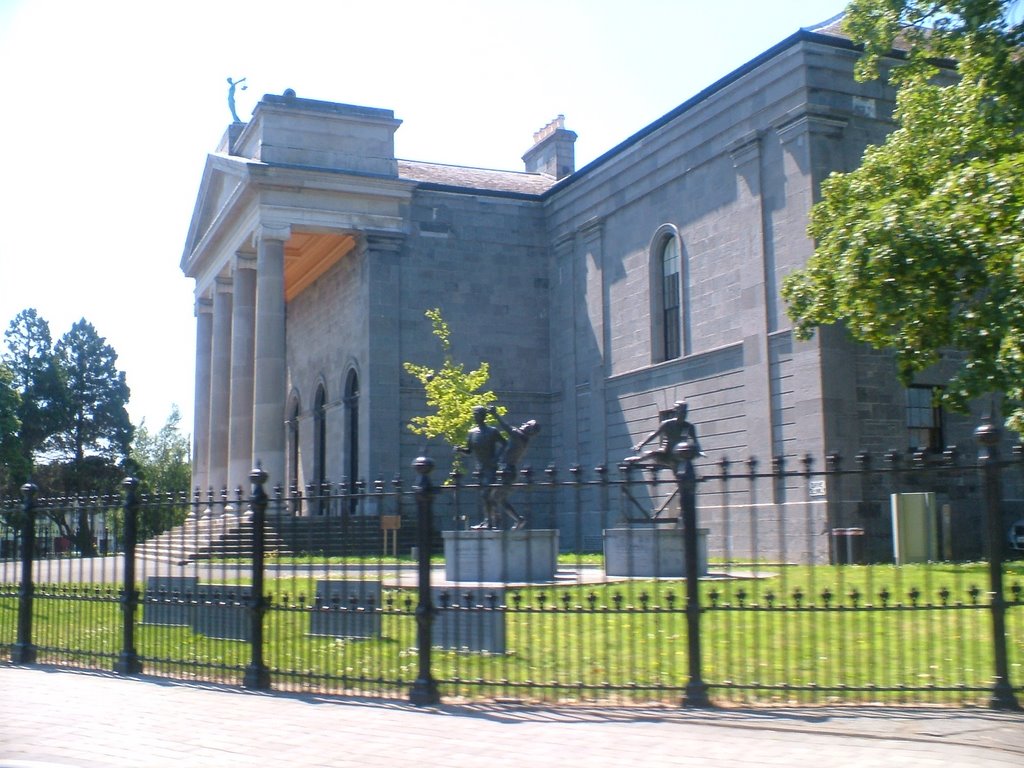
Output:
[2,561,1021,705]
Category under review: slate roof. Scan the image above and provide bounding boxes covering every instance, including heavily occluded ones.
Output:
[804,12,849,40]
[394,15,894,201]
[397,159,557,197]
[804,11,920,52]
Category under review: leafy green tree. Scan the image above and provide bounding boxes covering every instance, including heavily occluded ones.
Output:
[403,308,504,468]
[131,405,191,494]
[782,0,1024,428]
[2,309,68,483]
[128,405,191,540]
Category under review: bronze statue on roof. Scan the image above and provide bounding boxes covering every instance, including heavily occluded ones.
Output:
[227,77,247,123]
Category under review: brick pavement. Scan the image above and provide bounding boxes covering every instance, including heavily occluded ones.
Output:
[1,666,1022,767]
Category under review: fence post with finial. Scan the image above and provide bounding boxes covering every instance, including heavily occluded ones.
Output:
[976,412,1021,711]
[115,477,142,675]
[409,456,440,705]
[243,465,271,690]
[11,482,38,664]
[674,439,711,708]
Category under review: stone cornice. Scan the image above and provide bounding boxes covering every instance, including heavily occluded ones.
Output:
[364,231,406,254]
[247,161,416,201]
[775,111,847,144]
[728,131,762,167]
[578,216,605,242]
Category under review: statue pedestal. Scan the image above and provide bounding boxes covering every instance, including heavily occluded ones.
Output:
[603,526,708,577]
[309,580,383,639]
[431,587,506,653]
[443,529,559,582]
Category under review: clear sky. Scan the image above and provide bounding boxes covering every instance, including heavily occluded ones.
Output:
[0,0,846,439]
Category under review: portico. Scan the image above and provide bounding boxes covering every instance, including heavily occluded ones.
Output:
[181,93,408,497]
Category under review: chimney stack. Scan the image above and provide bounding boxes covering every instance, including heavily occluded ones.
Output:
[522,115,577,180]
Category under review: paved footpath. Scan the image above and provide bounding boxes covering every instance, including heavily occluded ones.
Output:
[1,666,1022,767]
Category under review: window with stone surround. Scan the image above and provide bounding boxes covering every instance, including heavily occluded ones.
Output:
[650,225,683,363]
[907,385,944,453]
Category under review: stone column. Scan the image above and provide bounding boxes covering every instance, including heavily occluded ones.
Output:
[364,233,404,476]
[207,276,234,496]
[228,255,257,491]
[191,297,213,494]
[252,224,290,488]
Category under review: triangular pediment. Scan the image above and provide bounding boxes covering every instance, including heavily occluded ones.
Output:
[180,154,251,274]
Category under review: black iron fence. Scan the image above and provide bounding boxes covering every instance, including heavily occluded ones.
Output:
[2,426,1022,709]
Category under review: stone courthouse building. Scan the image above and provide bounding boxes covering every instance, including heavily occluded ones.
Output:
[181,16,996,554]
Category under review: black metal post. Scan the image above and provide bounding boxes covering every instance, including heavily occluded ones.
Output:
[976,417,1021,710]
[115,477,143,675]
[11,482,38,664]
[675,440,711,707]
[243,466,271,690]
[409,456,440,705]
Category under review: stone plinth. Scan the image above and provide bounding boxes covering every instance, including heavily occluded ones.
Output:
[142,576,199,627]
[309,580,382,639]
[142,579,253,641]
[192,585,252,641]
[604,527,708,577]
[431,587,505,653]
[443,529,559,583]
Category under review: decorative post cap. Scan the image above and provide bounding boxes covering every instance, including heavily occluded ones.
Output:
[975,413,1001,447]
[20,482,38,497]
[413,456,435,475]
[250,464,269,485]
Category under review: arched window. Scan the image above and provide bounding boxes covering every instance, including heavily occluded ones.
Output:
[661,237,681,360]
[313,384,327,515]
[344,370,360,514]
[650,226,684,362]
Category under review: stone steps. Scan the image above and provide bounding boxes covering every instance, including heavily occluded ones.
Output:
[137,514,290,565]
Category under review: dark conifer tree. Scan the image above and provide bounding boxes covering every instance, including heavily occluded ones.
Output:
[2,309,68,485]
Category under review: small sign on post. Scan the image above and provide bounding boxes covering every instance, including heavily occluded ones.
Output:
[381,514,401,556]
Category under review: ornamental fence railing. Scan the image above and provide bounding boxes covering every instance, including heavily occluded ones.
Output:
[1,423,1022,709]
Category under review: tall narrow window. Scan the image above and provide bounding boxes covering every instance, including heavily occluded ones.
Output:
[344,370,360,515]
[288,398,301,511]
[661,237,681,361]
[313,384,327,515]
[907,385,943,452]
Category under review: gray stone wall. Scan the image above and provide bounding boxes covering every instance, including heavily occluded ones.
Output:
[395,189,553,477]
[285,244,369,494]
[541,40,836,475]
[235,96,401,176]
